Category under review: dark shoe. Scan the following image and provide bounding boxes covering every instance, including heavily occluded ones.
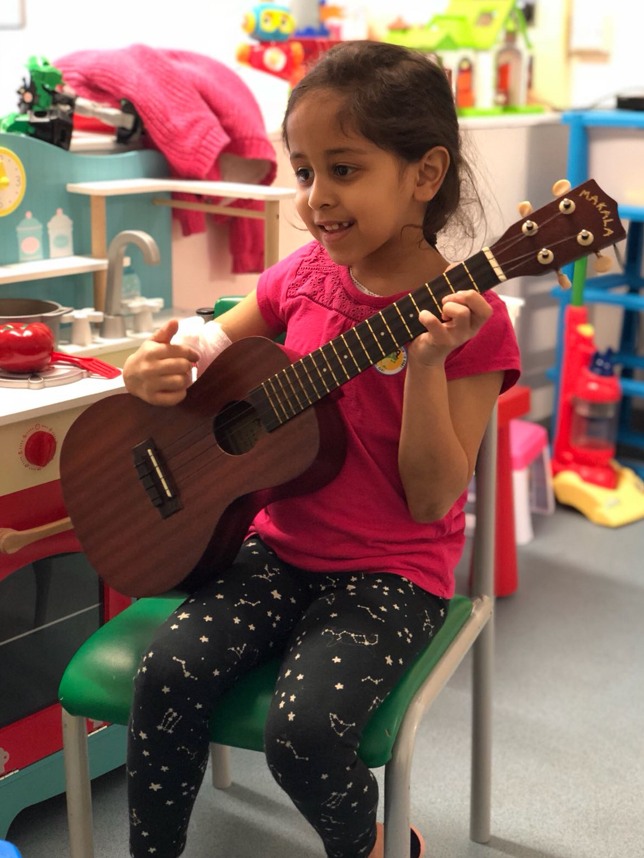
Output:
[410,825,425,858]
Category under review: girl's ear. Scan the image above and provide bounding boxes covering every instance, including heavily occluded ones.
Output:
[414,146,450,202]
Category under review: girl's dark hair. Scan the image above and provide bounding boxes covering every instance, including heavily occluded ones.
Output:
[282,40,482,248]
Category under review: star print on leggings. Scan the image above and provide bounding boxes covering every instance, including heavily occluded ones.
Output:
[127,538,447,858]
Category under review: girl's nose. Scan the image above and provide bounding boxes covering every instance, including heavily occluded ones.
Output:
[307,176,332,210]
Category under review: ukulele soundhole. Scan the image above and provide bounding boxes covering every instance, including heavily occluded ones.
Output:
[214,400,264,455]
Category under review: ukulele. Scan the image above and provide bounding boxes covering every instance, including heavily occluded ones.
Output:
[60,179,625,597]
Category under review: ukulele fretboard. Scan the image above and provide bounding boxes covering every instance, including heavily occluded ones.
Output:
[251,248,504,431]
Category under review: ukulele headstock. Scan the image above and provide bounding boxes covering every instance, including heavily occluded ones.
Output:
[490,179,626,281]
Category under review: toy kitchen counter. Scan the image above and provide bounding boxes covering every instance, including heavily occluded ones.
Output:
[0,350,130,841]
[0,366,125,518]
[0,367,124,428]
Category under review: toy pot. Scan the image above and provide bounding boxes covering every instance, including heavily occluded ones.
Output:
[0,298,72,346]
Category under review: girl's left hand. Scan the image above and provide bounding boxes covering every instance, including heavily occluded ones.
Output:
[409,289,492,366]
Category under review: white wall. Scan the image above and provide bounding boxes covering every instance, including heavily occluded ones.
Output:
[567,0,644,109]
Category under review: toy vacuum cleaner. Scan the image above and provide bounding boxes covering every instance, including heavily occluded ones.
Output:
[551,258,644,526]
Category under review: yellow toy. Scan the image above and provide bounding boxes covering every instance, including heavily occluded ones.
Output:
[553,464,644,528]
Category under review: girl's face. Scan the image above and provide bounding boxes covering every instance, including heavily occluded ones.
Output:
[285,90,442,277]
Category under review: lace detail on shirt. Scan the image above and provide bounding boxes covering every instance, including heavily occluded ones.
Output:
[286,243,390,324]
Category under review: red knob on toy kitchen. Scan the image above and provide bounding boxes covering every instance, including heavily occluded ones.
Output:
[23,429,57,468]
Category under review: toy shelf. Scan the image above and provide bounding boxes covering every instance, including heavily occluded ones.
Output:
[550,110,644,474]
[0,255,108,286]
[66,179,295,263]
[66,177,295,202]
[66,178,296,310]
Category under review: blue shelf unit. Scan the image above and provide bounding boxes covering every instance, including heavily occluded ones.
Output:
[549,110,644,476]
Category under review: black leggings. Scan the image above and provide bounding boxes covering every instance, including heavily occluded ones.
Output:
[128,537,447,858]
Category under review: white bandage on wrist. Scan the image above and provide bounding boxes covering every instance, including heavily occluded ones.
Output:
[171,316,232,377]
[197,320,233,373]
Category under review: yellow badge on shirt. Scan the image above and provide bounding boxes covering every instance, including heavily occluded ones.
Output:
[375,347,407,375]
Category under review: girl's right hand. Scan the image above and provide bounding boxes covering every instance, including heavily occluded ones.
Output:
[122,319,200,406]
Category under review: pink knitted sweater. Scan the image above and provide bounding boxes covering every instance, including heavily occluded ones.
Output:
[56,45,278,273]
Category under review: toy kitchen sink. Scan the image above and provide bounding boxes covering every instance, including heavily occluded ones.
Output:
[0,132,294,365]
[0,131,174,364]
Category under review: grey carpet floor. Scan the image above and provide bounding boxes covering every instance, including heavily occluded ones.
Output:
[8,503,644,857]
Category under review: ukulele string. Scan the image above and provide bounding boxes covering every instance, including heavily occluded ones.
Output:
[498,234,581,281]
[154,242,538,483]
[153,393,278,484]
[491,206,587,279]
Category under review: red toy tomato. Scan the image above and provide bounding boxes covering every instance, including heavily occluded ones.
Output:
[0,321,55,373]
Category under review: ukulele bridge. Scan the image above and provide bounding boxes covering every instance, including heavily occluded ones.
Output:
[132,439,182,519]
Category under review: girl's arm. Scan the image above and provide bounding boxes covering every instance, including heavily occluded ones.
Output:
[122,290,276,406]
[398,291,503,522]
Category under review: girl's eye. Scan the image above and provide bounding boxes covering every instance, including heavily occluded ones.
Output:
[334,164,360,178]
[294,167,313,185]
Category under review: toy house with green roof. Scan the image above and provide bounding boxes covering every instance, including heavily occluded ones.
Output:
[386,0,537,115]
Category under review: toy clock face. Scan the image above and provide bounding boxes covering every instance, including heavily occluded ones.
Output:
[0,146,27,217]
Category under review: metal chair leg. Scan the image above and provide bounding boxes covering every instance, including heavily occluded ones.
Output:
[210,743,232,789]
[61,709,95,858]
[383,746,412,858]
[470,402,496,844]
[470,618,493,843]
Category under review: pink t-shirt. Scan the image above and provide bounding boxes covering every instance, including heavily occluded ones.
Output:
[251,241,521,598]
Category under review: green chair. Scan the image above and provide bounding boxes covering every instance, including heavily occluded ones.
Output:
[58,319,498,857]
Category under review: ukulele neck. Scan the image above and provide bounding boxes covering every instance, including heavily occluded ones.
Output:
[250,248,505,432]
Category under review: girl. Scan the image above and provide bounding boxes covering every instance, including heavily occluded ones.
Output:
[122,40,520,858]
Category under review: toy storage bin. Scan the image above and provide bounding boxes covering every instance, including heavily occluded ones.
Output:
[510,419,555,545]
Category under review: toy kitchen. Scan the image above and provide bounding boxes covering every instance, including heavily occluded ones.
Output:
[0,127,174,837]
[0,129,294,836]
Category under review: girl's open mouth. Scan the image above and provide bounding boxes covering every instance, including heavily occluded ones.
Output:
[317,221,352,242]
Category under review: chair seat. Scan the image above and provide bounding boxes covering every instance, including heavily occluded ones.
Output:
[59,590,474,769]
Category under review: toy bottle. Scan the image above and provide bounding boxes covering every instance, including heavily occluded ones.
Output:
[552,307,621,490]
[569,348,621,470]
[47,207,74,257]
[16,211,44,262]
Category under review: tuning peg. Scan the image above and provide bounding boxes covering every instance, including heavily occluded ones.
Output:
[518,200,533,217]
[556,270,572,289]
[552,179,572,196]
[593,252,613,273]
